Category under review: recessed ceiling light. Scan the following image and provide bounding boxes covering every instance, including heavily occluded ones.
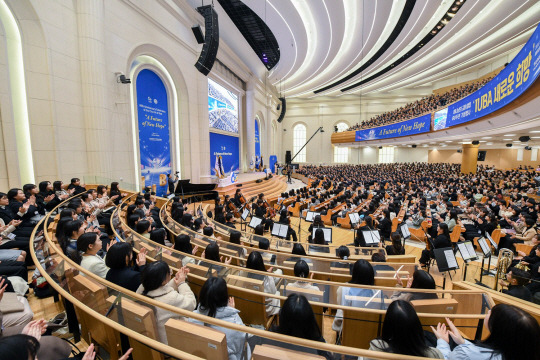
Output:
[479,141,487,143]
[462,139,471,141]
[445,140,453,142]
[503,138,512,140]
[531,137,540,139]
[513,140,521,142]
[486,142,493,145]
[423,144,428,147]
[481,137,492,139]
[505,134,517,136]
[531,131,540,133]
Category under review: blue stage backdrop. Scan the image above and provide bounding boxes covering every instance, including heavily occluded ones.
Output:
[355,114,431,141]
[434,23,540,130]
[136,69,170,197]
[255,119,261,157]
[210,132,239,176]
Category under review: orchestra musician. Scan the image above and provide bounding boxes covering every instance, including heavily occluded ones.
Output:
[254,199,273,231]
[278,209,297,242]
[232,189,243,208]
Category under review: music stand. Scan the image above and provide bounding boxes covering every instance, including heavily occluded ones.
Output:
[305,211,320,222]
[239,208,250,232]
[399,223,411,247]
[477,237,494,284]
[433,247,459,289]
[248,217,263,230]
[456,241,478,281]
[362,230,381,246]
[348,212,360,227]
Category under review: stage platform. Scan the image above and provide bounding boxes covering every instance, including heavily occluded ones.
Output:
[215,172,289,200]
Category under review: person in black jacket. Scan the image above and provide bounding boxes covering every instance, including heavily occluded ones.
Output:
[105,242,146,293]
[253,200,272,231]
[419,223,452,267]
[67,178,87,195]
[6,189,40,233]
[354,215,379,250]
[378,209,392,240]
[501,267,532,301]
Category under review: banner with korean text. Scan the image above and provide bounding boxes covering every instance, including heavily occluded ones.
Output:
[136,69,171,197]
[434,24,540,130]
[355,114,431,141]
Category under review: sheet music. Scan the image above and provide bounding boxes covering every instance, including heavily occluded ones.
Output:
[362,230,379,245]
[486,233,498,250]
[348,212,360,224]
[478,237,491,257]
[457,242,472,261]
[278,224,288,238]
[401,224,410,238]
[444,249,458,269]
[465,242,477,259]
[306,211,320,222]
[271,224,282,237]
[249,217,262,228]
[241,209,250,221]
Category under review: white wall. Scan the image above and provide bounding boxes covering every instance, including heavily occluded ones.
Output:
[394,147,429,163]
[0,0,278,189]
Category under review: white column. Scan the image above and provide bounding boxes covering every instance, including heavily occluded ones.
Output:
[245,80,255,171]
[76,0,111,181]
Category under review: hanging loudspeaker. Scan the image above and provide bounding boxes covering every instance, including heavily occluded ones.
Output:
[195,6,219,76]
[277,98,286,123]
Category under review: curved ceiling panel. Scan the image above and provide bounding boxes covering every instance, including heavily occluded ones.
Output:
[313,0,417,94]
[188,0,539,99]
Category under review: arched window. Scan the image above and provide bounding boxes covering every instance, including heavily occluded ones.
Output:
[293,123,306,163]
[336,122,349,132]
[334,122,349,163]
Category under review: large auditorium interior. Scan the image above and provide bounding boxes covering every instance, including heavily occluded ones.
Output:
[1,0,540,359]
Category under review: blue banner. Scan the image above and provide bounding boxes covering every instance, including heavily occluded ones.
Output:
[355,114,431,141]
[434,24,540,130]
[210,132,239,176]
[255,119,261,157]
[136,69,170,197]
[269,155,277,174]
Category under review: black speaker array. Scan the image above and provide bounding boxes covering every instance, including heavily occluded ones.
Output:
[472,140,480,145]
[285,150,292,163]
[412,144,417,148]
[195,6,219,76]
[277,97,286,123]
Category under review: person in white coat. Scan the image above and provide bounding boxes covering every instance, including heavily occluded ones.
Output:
[136,261,196,344]
[191,277,250,360]
[70,232,110,278]
[431,304,540,360]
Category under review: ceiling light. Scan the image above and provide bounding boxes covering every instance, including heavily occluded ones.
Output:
[445,140,453,142]
[479,141,487,143]
[463,139,471,141]
[513,140,521,143]
[531,131,540,133]
[531,137,540,139]
[486,142,493,145]
[481,137,492,139]
[506,134,517,136]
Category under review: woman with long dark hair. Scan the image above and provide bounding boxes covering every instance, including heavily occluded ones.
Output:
[245,251,280,316]
[433,304,540,360]
[191,277,249,360]
[370,300,443,358]
[332,259,376,331]
[136,261,195,344]
[271,294,330,359]
[105,242,146,292]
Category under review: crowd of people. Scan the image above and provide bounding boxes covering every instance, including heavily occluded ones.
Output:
[2,162,540,359]
[347,77,492,131]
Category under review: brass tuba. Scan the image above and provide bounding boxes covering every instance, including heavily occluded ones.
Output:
[493,248,514,291]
